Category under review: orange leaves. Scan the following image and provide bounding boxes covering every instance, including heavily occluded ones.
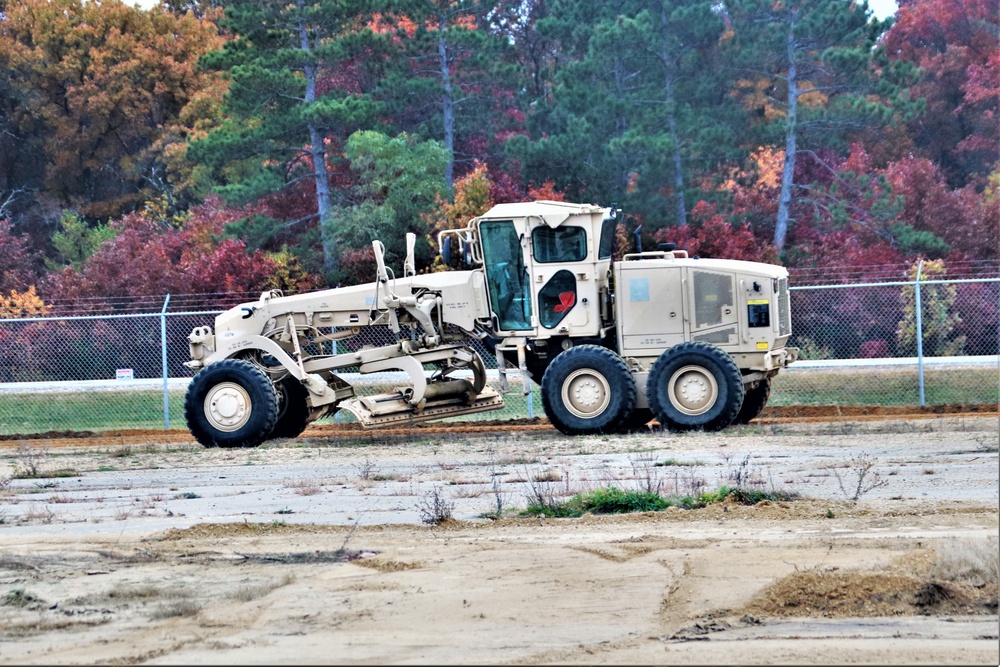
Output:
[527,180,568,202]
[426,161,493,235]
[750,147,784,190]
[0,0,226,218]
[0,286,49,319]
[732,77,784,122]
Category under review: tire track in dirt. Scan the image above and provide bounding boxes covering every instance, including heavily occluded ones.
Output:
[0,404,995,449]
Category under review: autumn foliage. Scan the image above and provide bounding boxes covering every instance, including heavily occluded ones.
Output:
[0,0,991,317]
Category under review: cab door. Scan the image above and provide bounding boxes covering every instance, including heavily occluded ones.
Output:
[530,224,598,336]
[479,220,533,332]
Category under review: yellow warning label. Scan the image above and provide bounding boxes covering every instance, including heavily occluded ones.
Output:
[748,299,769,305]
[756,341,769,350]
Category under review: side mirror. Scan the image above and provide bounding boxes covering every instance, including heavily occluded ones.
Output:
[442,235,452,266]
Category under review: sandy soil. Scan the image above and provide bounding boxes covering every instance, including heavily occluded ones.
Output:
[0,415,997,665]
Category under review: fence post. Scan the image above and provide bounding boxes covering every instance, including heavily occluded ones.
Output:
[914,261,925,407]
[161,294,171,430]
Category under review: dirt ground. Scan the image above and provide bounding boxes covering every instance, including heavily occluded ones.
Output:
[0,414,997,665]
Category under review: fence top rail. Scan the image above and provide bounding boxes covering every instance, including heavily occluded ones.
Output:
[0,310,224,324]
[2,275,997,321]
[790,277,1000,290]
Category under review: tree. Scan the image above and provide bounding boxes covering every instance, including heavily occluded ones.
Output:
[44,198,315,304]
[726,0,920,253]
[50,212,118,269]
[333,130,449,281]
[511,0,735,229]
[189,0,387,275]
[652,200,777,263]
[883,0,999,187]
[897,258,964,356]
[617,0,732,227]
[0,221,39,294]
[0,0,225,223]
[382,1,518,188]
[885,156,994,261]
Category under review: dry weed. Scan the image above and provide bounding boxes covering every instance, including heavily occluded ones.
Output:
[285,478,323,496]
[416,486,454,525]
[229,574,296,603]
[930,536,999,588]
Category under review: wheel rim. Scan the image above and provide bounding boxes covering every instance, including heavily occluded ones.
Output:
[204,382,253,432]
[561,368,611,420]
[667,365,719,416]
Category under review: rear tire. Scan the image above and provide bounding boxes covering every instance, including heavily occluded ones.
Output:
[732,378,771,425]
[647,342,744,432]
[185,359,279,448]
[541,345,636,435]
[268,375,311,440]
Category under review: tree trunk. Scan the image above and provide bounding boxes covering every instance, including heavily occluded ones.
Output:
[437,21,455,189]
[661,10,687,227]
[298,3,336,272]
[775,12,798,253]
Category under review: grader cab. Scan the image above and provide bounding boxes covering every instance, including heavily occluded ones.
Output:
[183,200,797,447]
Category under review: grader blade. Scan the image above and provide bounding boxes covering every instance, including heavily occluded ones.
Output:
[337,386,504,429]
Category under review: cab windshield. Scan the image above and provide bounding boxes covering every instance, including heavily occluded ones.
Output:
[479,221,532,331]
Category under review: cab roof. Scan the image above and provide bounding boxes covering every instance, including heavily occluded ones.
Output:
[478,200,608,228]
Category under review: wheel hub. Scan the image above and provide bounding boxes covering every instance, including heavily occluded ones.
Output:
[562,369,611,419]
[668,366,718,416]
[205,382,252,432]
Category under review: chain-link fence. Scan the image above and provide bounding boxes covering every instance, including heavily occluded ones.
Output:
[0,276,996,435]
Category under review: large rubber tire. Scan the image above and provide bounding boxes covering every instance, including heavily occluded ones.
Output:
[647,342,744,432]
[732,378,771,425]
[268,375,311,440]
[541,345,636,435]
[185,359,279,448]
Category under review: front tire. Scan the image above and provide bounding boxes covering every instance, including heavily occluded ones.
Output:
[647,342,744,432]
[541,345,636,435]
[732,378,771,425]
[185,359,279,448]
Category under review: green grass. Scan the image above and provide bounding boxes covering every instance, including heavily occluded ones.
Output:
[0,365,994,435]
[520,485,796,518]
[769,366,997,407]
[0,390,185,434]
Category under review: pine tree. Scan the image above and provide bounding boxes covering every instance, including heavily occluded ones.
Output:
[725,0,920,253]
[188,0,387,274]
[510,0,735,229]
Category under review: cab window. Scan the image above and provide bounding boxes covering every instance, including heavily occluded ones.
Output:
[532,226,587,263]
[598,217,616,259]
[538,270,577,329]
[479,220,532,331]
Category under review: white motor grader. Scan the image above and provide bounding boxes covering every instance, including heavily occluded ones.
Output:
[183,200,797,447]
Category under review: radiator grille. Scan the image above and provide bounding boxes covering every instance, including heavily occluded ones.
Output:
[777,277,791,336]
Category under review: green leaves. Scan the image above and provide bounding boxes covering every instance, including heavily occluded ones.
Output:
[332,131,448,280]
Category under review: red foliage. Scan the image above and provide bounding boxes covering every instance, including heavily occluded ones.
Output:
[885,156,994,260]
[527,181,567,202]
[43,200,316,304]
[46,213,186,298]
[183,239,279,294]
[488,167,527,204]
[859,339,891,358]
[884,0,999,182]
[791,230,905,281]
[0,222,39,293]
[336,246,377,287]
[653,201,777,263]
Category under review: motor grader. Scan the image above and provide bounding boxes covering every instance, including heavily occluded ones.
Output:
[182,200,798,447]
